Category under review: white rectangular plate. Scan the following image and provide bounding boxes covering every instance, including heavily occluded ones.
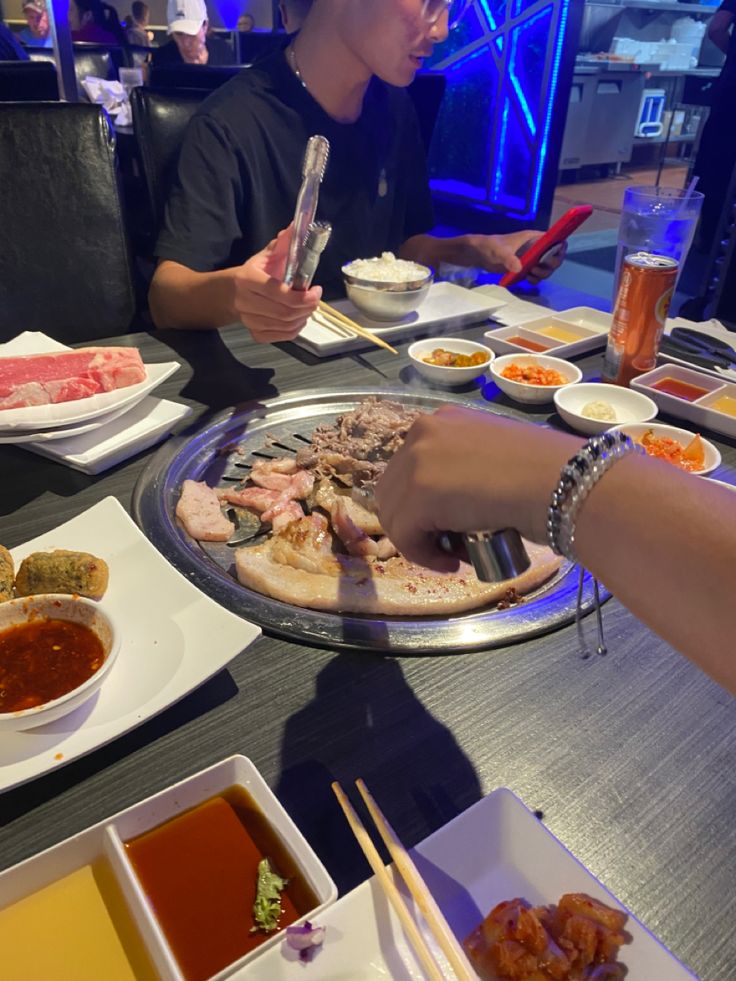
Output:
[0,498,260,793]
[484,306,612,360]
[631,362,736,440]
[23,396,192,474]
[233,788,696,980]
[0,332,180,432]
[293,283,504,356]
[0,756,337,981]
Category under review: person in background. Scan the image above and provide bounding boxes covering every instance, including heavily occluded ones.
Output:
[151,0,234,67]
[278,0,310,34]
[0,20,30,59]
[375,406,736,697]
[150,0,564,339]
[70,0,126,44]
[237,12,254,32]
[126,0,153,45]
[18,0,52,47]
[692,0,736,251]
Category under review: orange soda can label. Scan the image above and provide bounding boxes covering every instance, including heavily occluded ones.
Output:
[602,252,678,386]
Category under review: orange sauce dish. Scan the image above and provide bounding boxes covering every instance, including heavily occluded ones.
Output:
[125,788,317,981]
[651,376,710,402]
[0,618,104,713]
[501,363,568,386]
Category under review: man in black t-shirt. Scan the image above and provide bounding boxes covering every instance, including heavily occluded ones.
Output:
[150,0,564,340]
[693,0,736,250]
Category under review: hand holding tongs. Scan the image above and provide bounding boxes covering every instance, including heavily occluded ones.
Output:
[283,134,330,288]
[355,487,531,584]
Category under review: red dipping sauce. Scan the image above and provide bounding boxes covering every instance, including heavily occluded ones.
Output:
[651,376,709,402]
[125,789,317,981]
[507,335,550,353]
[0,618,103,712]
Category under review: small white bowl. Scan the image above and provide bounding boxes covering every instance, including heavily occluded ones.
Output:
[613,422,721,476]
[554,382,658,435]
[408,338,494,386]
[490,353,582,404]
[0,595,120,731]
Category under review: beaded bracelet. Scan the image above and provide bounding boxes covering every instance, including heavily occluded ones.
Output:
[547,431,643,561]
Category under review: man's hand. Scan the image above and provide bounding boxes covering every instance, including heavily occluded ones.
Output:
[468,230,567,284]
[234,226,322,343]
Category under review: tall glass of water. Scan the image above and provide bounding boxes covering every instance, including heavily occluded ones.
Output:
[614,185,704,297]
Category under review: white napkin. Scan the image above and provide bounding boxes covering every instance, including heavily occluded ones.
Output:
[81,75,132,127]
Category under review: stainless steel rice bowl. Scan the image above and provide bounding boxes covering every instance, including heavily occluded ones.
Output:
[342,253,433,322]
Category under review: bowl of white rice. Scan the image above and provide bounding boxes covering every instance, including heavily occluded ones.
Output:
[342,252,433,321]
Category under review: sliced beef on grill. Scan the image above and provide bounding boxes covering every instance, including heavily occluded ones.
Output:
[295,398,424,487]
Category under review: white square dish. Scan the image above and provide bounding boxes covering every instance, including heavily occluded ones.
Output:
[0,497,260,793]
[233,788,696,980]
[23,396,192,474]
[631,363,736,440]
[484,307,611,360]
[0,756,337,980]
[294,283,504,356]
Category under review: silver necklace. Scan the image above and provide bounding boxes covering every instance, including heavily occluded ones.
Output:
[289,45,307,90]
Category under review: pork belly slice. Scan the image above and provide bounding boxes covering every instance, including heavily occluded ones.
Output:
[0,347,146,410]
[176,480,235,542]
[222,471,313,531]
[235,516,562,615]
[314,479,384,537]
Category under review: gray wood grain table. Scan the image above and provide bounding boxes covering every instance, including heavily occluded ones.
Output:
[1,318,735,981]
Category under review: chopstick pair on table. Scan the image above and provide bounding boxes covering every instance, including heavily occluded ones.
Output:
[313,301,399,356]
[332,779,476,981]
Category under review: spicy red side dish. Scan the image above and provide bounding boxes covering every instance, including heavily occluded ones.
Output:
[463,892,629,980]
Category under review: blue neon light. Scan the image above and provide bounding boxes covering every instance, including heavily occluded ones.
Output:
[532,0,570,214]
[429,0,571,220]
[478,0,504,52]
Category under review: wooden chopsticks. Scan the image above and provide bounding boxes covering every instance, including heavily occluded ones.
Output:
[317,300,399,355]
[332,780,476,981]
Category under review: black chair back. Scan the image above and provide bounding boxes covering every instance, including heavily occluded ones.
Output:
[0,102,138,342]
[27,43,125,99]
[236,31,285,65]
[407,71,447,156]
[0,60,59,100]
[131,85,206,229]
[149,62,241,92]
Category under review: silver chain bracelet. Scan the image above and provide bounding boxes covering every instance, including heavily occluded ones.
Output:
[547,430,642,561]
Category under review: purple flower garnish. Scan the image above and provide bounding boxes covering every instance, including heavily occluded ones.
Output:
[285,921,326,963]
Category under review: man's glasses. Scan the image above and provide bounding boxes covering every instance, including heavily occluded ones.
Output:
[421,0,472,30]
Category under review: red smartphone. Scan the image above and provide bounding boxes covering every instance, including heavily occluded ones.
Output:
[499,204,593,288]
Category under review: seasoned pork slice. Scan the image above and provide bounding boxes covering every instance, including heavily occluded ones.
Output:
[235,516,562,616]
[314,480,384,536]
[176,480,234,542]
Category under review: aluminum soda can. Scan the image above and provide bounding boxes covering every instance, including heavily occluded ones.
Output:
[602,252,678,386]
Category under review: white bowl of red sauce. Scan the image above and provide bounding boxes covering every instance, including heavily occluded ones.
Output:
[0,594,120,730]
[408,337,494,385]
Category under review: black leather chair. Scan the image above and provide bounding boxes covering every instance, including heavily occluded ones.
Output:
[236,31,285,65]
[28,43,124,99]
[131,86,207,232]
[149,62,242,93]
[0,102,139,342]
[0,60,59,100]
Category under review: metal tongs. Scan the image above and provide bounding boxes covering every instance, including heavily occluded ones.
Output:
[355,487,530,584]
[283,134,330,287]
